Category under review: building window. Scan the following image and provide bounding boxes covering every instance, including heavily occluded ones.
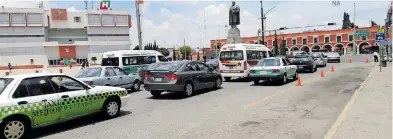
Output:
[361,36,367,41]
[348,34,353,41]
[336,35,342,43]
[282,40,287,46]
[74,16,81,23]
[272,40,276,46]
[324,36,330,43]
[313,37,318,44]
[292,39,296,45]
[48,59,60,65]
[302,38,307,45]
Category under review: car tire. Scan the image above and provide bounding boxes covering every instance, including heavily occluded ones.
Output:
[281,74,287,85]
[253,80,259,85]
[0,117,29,139]
[183,82,194,97]
[131,80,141,92]
[314,66,317,72]
[214,77,222,89]
[224,77,231,82]
[292,72,298,80]
[101,98,120,118]
[150,91,162,97]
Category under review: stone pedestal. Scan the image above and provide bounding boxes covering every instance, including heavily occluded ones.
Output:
[227,27,242,44]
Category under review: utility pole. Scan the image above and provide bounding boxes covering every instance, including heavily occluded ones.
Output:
[184,38,186,60]
[135,1,143,50]
[204,9,207,60]
[274,30,278,55]
[352,2,357,55]
[260,0,265,45]
[84,0,88,10]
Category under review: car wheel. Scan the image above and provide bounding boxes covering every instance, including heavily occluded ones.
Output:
[183,83,194,97]
[101,98,120,118]
[224,77,231,82]
[131,80,141,92]
[292,72,298,80]
[0,118,29,139]
[314,66,317,72]
[281,74,287,85]
[253,80,259,85]
[214,78,222,89]
[150,91,162,97]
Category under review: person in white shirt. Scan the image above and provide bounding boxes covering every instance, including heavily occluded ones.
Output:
[373,51,379,62]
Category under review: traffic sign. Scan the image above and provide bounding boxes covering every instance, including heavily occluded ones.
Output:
[375,33,385,40]
[355,30,370,36]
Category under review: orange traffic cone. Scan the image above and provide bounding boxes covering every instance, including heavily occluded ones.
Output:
[296,76,303,86]
[331,65,335,72]
[320,69,325,77]
[365,57,369,63]
[349,58,352,63]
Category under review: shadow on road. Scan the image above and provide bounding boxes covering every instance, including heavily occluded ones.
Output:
[225,78,251,82]
[251,79,296,86]
[146,87,223,100]
[30,110,132,138]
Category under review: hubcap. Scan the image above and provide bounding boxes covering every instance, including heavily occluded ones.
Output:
[4,121,24,139]
[133,82,140,90]
[216,79,221,88]
[107,101,119,116]
[185,84,193,96]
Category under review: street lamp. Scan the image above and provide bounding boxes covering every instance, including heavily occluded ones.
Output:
[259,2,276,45]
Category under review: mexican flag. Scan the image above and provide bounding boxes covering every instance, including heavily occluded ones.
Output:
[99,0,111,10]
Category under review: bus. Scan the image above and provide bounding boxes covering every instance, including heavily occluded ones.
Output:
[218,43,273,81]
[101,50,168,75]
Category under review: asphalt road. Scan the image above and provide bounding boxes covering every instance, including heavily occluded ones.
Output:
[31,62,374,139]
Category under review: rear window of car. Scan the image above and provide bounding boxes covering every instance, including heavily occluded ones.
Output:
[147,62,184,71]
[75,68,102,78]
[258,59,281,67]
[0,78,13,94]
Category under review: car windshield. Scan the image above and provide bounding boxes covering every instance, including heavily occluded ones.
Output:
[122,56,156,65]
[75,68,102,78]
[0,78,13,94]
[327,53,340,57]
[147,62,184,71]
[219,50,244,61]
[257,59,281,67]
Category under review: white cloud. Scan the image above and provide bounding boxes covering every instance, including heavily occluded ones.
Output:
[0,0,56,9]
[66,6,80,12]
[130,1,389,49]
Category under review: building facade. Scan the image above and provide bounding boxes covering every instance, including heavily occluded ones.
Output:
[210,26,385,55]
[0,7,132,67]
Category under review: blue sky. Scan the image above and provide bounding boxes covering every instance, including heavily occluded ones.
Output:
[1,0,390,48]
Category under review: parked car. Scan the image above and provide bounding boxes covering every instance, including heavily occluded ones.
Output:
[287,51,307,61]
[206,58,219,69]
[326,52,341,63]
[290,54,317,73]
[0,73,129,139]
[249,57,298,85]
[143,61,222,98]
[310,52,327,67]
[75,66,142,91]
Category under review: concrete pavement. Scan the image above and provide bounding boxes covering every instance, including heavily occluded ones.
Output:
[326,63,392,139]
[28,62,377,139]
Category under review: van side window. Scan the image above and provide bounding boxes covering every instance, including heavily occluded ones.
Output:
[268,51,274,57]
[262,51,267,58]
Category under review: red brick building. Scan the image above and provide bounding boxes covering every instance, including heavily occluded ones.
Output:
[210,26,386,55]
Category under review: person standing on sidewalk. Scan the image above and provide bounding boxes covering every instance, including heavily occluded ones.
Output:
[7,63,12,73]
[373,51,379,62]
[81,60,86,69]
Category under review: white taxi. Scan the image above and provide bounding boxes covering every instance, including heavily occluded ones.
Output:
[0,73,130,139]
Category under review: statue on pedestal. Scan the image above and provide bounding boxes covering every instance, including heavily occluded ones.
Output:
[227,1,242,44]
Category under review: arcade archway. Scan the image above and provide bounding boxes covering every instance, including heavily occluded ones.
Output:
[300,45,310,53]
[290,46,299,51]
[346,43,354,54]
[322,44,333,52]
[311,45,321,52]
[358,42,371,54]
[334,43,344,55]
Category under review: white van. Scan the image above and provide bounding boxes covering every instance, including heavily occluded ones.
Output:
[101,50,168,74]
[218,43,273,81]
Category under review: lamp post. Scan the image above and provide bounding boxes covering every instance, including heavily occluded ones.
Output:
[257,28,261,44]
[259,1,276,45]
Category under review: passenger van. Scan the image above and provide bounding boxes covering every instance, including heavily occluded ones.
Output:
[101,50,168,75]
[218,43,273,81]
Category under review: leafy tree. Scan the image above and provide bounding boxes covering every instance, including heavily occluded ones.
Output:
[172,48,176,60]
[342,12,352,29]
[179,45,192,60]
[144,43,150,50]
[133,45,140,50]
[156,48,170,56]
[153,40,158,50]
[197,52,200,60]
[350,22,359,28]
[273,32,278,55]
[371,20,378,26]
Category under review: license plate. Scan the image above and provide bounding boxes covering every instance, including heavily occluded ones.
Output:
[229,66,234,69]
[260,71,267,74]
[298,66,303,69]
[154,78,162,82]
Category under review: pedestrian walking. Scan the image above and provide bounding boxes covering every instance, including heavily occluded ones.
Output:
[373,51,379,62]
[81,60,86,69]
[86,59,89,68]
[7,63,12,73]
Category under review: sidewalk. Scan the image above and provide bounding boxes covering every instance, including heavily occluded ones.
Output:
[331,64,392,139]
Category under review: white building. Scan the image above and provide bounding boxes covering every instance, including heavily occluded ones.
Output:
[0,7,132,66]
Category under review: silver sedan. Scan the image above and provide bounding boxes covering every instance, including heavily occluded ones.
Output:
[75,66,142,91]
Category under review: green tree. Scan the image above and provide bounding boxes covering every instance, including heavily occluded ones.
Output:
[350,22,359,28]
[371,20,378,26]
[144,43,150,50]
[133,45,140,50]
[172,47,176,60]
[156,48,170,56]
[342,12,352,29]
[153,40,158,50]
[179,45,192,60]
[197,52,200,60]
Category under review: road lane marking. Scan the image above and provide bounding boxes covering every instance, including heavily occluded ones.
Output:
[243,70,332,110]
[323,65,376,139]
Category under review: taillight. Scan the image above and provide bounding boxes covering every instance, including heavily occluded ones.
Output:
[272,69,280,72]
[145,73,152,78]
[288,55,294,58]
[243,61,247,70]
[250,70,256,73]
[138,71,142,76]
[166,73,178,80]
